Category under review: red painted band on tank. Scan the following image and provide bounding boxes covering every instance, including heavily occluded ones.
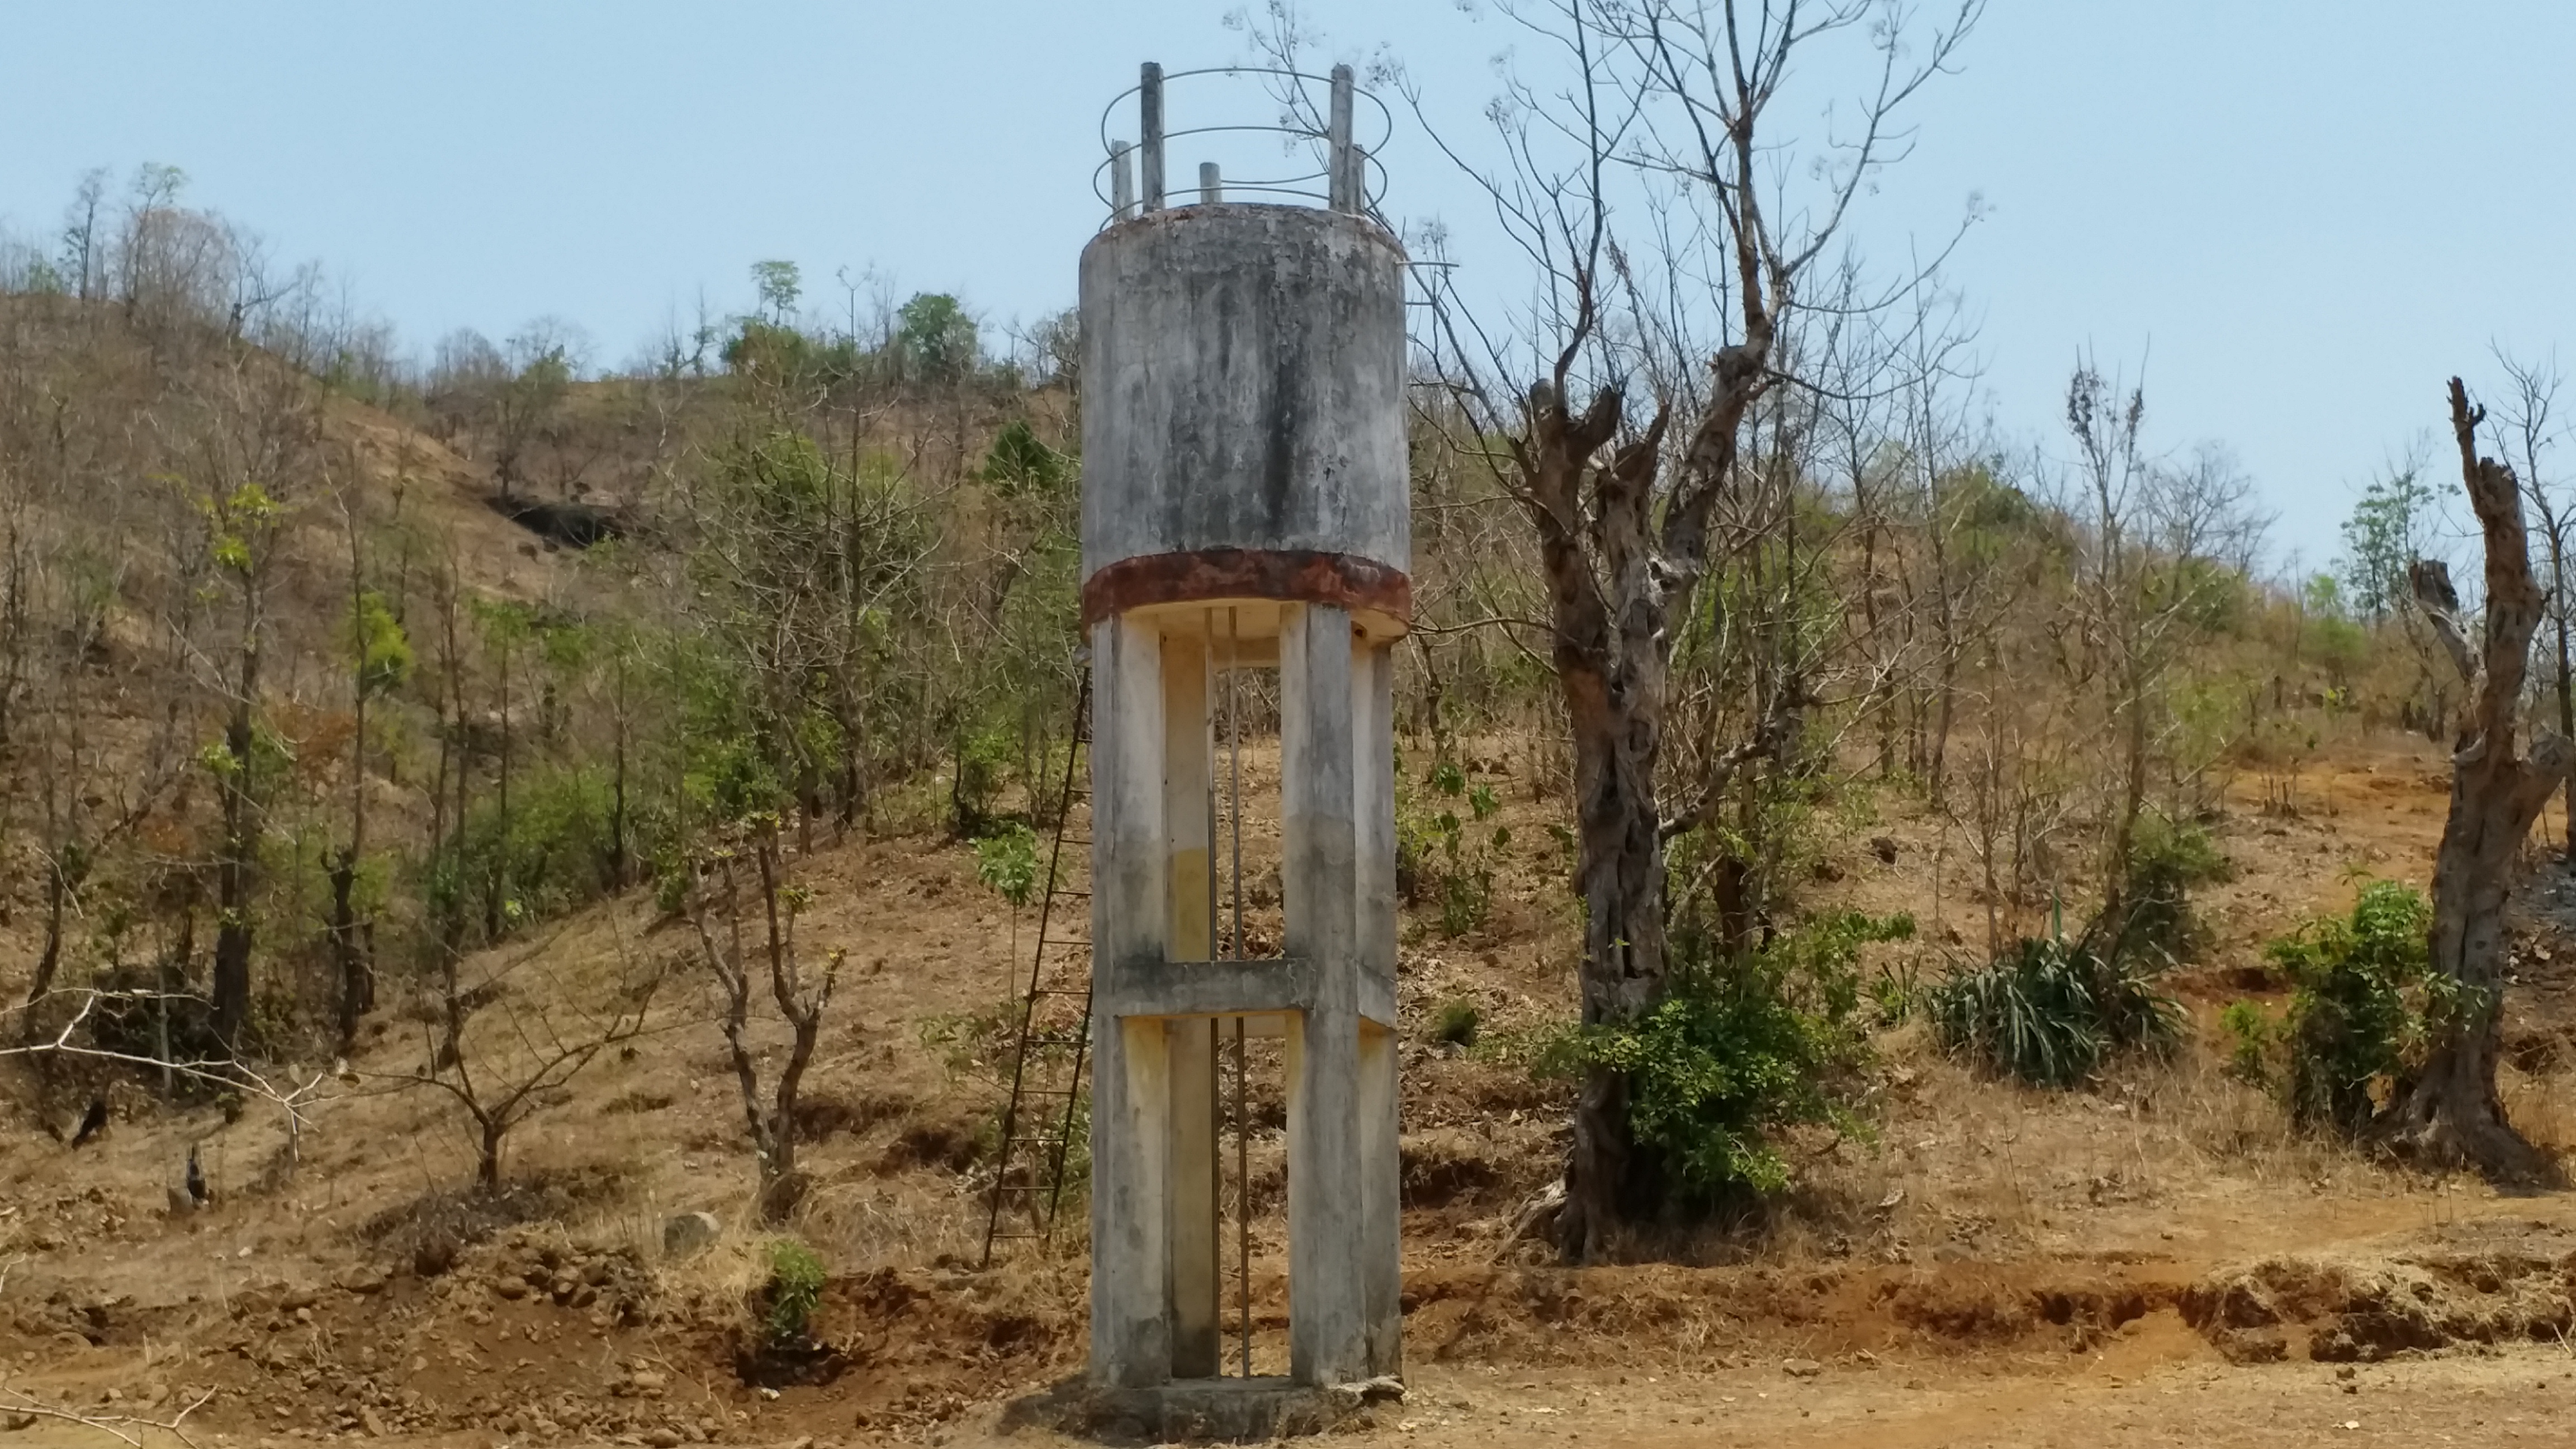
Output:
[1079,547,1410,628]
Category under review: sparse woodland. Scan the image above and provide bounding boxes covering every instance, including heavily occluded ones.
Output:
[7,27,2576,1442]
[2,116,2572,1230]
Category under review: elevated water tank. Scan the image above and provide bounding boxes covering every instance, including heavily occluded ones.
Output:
[1077,67,1409,645]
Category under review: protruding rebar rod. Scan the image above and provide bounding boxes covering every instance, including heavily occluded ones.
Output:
[1110,140,1134,221]
[1204,610,1220,963]
[1200,160,1223,206]
[1227,605,1249,1377]
[1227,606,1244,962]
[1327,64,1356,212]
[1235,1013,1249,1374]
[1140,62,1167,212]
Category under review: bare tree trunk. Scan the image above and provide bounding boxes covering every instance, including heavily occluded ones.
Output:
[210,696,256,1055]
[2387,378,2576,1179]
[694,830,839,1225]
[20,859,68,1050]
[335,548,373,1054]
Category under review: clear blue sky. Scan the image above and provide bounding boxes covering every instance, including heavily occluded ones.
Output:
[4,1,2572,570]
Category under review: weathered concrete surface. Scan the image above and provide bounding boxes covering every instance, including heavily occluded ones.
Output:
[1087,614,1171,1389]
[1160,629,1220,1377]
[1080,545,1409,632]
[1003,1375,1347,1442]
[1079,200,1410,1404]
[1281,604,1373,1386]
[1078,205,1409,594]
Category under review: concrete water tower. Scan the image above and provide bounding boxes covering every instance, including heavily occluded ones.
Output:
[1079,61,1405,1424]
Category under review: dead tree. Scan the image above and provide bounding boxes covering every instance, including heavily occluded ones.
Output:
[1410,0,1980,1260]
[2393,377,2576,1179]
[686,820,841,1223]
[396,926,663,1190]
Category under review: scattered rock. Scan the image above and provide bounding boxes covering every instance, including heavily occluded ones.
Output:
[662,1212,722,1259]
[1325,1377,1403,1413]
[1783,1358,1823,1378]
[1869,835,1901,864]
[642,1429,681,1449]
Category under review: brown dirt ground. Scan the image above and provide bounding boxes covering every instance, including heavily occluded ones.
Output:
[17,725,2576,1447]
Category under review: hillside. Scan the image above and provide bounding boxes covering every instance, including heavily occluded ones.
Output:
[10,262,2576,1449]
[12,678,2576,1446]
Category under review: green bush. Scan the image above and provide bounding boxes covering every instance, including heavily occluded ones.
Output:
[2219,1000,2279,1086]
[763,1238,826,1345]
[972,821,1041,908]
[2105,812,2231,966]
[1429,997,1481,1048]
[1400,758,1505,937]
[948,722,1016,839]
[1928,935,2182,1088]
[981,419,1071,495]
[2267,880,2449,1134]
[1537,913,1909,1199]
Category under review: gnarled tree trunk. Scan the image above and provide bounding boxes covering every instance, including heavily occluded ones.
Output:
[2390,377,2576,1180]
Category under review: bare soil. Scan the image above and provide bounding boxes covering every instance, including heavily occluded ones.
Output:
[15,727,2576,1447]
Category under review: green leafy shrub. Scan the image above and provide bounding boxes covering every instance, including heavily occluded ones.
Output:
[1429,997,1481,1048]
[2219,1000,2279,1086]
[973,821,1041,908]
[762,1238,826,1345]
[2266,880,2447,1134]
[1402,758,1506,937]
[1928,935,2182,1088]
[981,419,1071,495]
[2105,812,2231,966]
[1537,913,1909,1199]
[948,722,1016,839]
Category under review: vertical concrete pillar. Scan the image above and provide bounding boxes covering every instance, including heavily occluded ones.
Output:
[1161,629,1220,1377]
[1351,641,1403,1376]
[1281,604,1367,1385]
[1353,641,1397,996]
[1088,615,1169,1388]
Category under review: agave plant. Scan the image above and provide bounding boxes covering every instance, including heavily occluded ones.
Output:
[1928,935,2182,1088]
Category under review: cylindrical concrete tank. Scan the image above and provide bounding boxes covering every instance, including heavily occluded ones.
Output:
[1078,203,1410,643]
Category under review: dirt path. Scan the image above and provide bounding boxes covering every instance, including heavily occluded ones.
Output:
[953,1349,2576,1449]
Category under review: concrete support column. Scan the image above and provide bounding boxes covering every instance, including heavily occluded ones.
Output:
[1088,615,1170,1388]
[1281,604,1367,1386]
[1351,640,1403,1377]
[1161,629,1220,1378]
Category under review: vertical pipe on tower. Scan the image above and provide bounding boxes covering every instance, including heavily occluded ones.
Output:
[1327,65,1355,212]
[1140,63,1167,212]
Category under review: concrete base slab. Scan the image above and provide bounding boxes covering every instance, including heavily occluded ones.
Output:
[1003,1377,1365,1443]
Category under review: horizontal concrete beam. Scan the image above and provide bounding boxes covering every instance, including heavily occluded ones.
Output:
[1098,956,1316,1021]
[1098,955,1393,1030]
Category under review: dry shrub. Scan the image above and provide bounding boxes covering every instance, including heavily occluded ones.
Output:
[359,1163,628,1273]
[790,1088,910,1144]
[796,1168,989,1269]
[600,1087,675,1115]
[1401,1129,1507,1209]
